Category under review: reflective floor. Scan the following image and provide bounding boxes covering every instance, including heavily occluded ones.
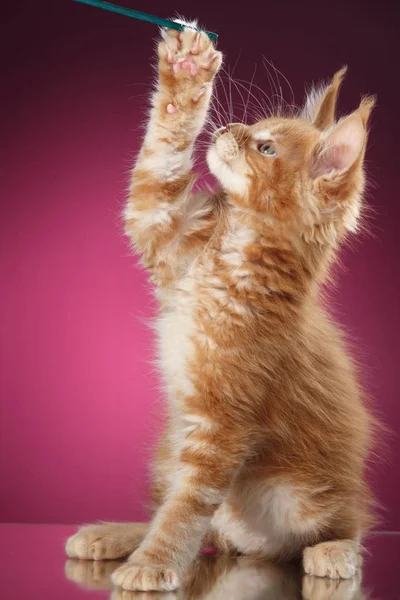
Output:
[0,525,398,599]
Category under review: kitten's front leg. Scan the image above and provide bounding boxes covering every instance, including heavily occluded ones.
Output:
[111,418,250,592]
[155,22,222,144]
[145,22,221,182]
[125,23,222,281]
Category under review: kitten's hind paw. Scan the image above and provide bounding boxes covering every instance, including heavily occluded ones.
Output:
[303,540,362,579]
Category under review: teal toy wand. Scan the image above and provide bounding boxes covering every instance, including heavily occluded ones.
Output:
[73,0,218,41]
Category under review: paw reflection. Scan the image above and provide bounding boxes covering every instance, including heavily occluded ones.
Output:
[65,553,366,599]
[110,588,177,600]
[303,573,365,600]
[65,558,120,589]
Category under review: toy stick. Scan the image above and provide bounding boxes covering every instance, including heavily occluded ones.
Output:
[73,0,218,41]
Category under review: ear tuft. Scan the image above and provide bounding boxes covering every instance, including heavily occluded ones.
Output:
[358,95,376,126]
[302,67,348,130]
[332,65,348,86]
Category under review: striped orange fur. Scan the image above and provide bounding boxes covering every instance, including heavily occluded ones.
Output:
[66,19,377,592]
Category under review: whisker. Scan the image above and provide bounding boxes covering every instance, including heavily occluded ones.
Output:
[220,67,248,130]
[229,77,270,119]
[216,73,232,124]
[218,71,243,123]
[261,55,296,116]
[262,55,295,108]
[211,77,231,126]
[243,63,258,123]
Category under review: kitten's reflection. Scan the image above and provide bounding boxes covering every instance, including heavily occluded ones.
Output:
[65,554,366,600]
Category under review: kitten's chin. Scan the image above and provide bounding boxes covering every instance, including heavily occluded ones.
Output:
[207,145,249,197]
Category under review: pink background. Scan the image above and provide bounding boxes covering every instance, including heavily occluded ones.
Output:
[1,0,399,529]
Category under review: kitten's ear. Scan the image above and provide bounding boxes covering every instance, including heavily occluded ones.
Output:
[311,96,375,179]
[302,66,347,130]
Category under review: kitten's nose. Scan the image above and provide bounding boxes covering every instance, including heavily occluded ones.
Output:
[212,123,248,143]
[212,126,228,141]
[215,131,240,162]
[227,123,250,143]
[227,123,244,131]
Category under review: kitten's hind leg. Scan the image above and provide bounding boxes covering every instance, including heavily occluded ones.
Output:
[303,540,362,579]
[65,522,148,560]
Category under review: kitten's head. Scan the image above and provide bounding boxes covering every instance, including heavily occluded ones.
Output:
[207,68,375,245]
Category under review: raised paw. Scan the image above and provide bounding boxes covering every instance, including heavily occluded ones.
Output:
[158,19,222,110]
[159,22,221,78]
[65,522,147,560]
[303,540,362,580]
[111,561,181,592]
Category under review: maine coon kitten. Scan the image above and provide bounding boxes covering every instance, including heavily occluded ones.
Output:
[66,19,376,592]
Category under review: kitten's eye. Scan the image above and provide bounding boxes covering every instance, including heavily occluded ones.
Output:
[257,142,276,156]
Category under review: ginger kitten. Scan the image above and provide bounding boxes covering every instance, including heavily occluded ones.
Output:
[66,19,376,592]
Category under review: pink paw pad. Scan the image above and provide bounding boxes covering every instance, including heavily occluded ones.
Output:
[167,104,177,114]
[181,59,198,77]
[172,58,198,77]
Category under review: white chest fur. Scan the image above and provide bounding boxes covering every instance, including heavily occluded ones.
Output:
[156,290,197,407]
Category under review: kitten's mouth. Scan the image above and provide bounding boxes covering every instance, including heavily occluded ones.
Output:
[207,131,250,196]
